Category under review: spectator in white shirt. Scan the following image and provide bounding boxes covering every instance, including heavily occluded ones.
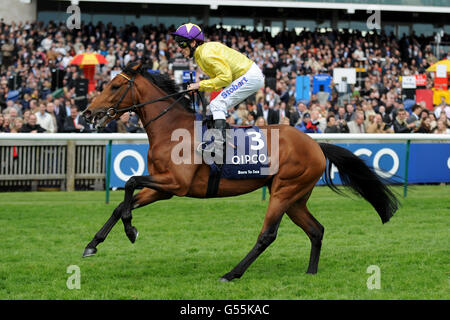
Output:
[35,103,56,133]
[40,35,53,51]
[61,52,73,69]
[46,102,59,133]
[434,97,450,119]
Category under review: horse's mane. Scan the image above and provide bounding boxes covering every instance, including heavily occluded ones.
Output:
[123,62,194,113]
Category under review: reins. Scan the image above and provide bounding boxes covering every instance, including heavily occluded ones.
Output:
[105,72,197,129]
[141,93,188,128]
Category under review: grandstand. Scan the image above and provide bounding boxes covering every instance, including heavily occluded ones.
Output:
[0,0,449,135]
[35,1,450,36]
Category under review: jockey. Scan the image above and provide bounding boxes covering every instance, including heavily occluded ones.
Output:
[172,23,265,161]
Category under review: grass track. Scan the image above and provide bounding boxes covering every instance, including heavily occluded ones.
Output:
[0,185,448,300]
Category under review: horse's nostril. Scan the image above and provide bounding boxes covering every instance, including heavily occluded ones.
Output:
[82,110,92,119]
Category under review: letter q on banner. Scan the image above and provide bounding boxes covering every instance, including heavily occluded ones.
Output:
[110,145,149,187]
[114,150,145,181]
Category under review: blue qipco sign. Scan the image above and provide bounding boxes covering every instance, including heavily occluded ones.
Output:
[317,143,406,185]
[110,144,149,188]
[107,143,450,188]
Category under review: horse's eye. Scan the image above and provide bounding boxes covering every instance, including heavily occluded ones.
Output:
[111,85,121,90]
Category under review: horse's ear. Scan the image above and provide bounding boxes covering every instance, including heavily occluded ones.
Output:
[131,63,142,71]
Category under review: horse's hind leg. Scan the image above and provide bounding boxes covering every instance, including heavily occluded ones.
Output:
[286,193,324,274]
[220,195,286,282]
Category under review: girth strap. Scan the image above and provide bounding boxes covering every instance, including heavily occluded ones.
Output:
[205,165,223,198]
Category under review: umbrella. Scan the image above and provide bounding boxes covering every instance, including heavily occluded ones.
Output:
[426,59,450,73]
[69,53,107,93]
[70,52,108,66]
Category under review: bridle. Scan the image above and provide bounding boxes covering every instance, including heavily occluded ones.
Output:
[100,72,195,129]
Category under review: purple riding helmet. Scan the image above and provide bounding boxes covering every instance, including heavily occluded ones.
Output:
[172,23,204,48]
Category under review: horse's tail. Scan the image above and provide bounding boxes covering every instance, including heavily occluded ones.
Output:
[318,142,399,224]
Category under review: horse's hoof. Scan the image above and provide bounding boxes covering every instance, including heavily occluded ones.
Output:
[126,227,139,243]
[219,273,235,282]
[82,247,97,258]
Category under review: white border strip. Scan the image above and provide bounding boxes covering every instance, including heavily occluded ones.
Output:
[69,0,450,14]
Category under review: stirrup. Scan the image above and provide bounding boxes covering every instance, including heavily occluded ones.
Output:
[202,142,215,153]
[196,141,212,153]
[198,140,225,163]
[196,141,221,154]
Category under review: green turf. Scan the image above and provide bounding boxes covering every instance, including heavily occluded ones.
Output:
[0,185,448,300]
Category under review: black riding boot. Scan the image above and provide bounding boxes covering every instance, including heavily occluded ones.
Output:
[213,119,227,165]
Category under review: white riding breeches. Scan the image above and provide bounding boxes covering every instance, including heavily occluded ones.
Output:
[208,62,265,120]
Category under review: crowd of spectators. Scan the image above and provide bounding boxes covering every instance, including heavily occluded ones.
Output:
[0,18,449,134]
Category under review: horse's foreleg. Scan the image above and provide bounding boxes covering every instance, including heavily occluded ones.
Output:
[83,188,171,257]
[220,196,286,282]
[83,202,124,257]
[121,175,177,242]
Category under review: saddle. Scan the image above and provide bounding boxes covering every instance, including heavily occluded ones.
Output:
[194,113,269,198]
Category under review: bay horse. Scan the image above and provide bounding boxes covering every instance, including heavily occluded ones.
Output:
[81,62,399,281]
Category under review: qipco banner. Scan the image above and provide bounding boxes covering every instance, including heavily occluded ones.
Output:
[108,143,450,188]
[317,143,450,185]
[408,143,450,183]
[317,143,406,185]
